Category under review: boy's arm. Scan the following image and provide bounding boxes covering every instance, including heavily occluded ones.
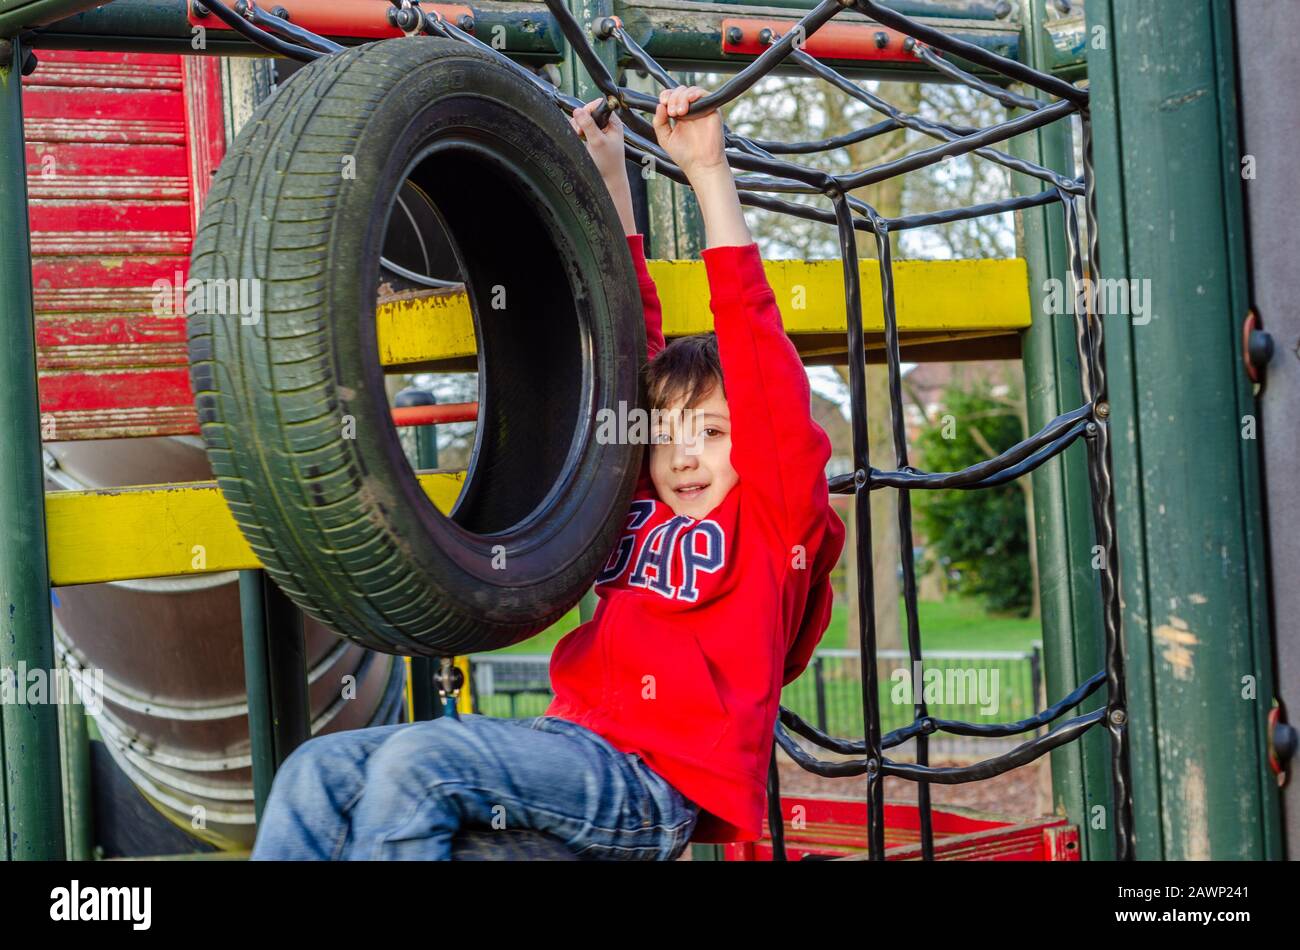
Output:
[625,233,666,360]
[701,239,836,549]
[654,97,833,548]
[626,232,664,497]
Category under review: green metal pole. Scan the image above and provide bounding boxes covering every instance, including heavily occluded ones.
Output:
[240,569,310,820]
[638,65,705,262]
[262,576,311,759]
[0,0,103,35]
[239,570,276,821]
[1086,0,1281,859]
[1012,0,1112,860]
[57,689,92,860]
[396,387,441,720]
[560,0,615,105]
[0,33,64,861]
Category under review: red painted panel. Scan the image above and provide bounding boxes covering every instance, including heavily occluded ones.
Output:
[23,90,185,124]
[29,202,191,234]
[26,142,190,179]
[32,258,194,292]
[24,51,224,441]
[35,50,189,69]
[39,369,195,413]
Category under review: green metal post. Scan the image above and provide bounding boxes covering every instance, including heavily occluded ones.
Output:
[57,687,92,860]
[561,0,615,104]
[396,387,441,721]
[1012,0,1112,860]
[639,66,705,261]
[239,570,276,820]
[1086,0,1281,859]
[239,569,310,821]
[0,33,64,861]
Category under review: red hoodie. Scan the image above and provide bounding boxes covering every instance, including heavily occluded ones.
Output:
[543,233,846,843]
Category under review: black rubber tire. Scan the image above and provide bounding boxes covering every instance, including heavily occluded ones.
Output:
[187,38,645,656]
[451,829,580,861]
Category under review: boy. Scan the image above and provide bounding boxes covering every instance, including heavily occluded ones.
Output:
[249,85,844,860]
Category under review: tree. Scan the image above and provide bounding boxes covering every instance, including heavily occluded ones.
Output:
[913,370,1033,616]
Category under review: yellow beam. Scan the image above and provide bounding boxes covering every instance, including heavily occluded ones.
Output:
[376,257,1031,368]
[46,473,467,587]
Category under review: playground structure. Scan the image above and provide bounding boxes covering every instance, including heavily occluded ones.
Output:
[0,0,1294,862]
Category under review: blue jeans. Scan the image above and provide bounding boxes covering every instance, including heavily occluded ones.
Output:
[250,713,701,860]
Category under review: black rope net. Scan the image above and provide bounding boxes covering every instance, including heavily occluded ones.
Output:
[202,0,1134,861]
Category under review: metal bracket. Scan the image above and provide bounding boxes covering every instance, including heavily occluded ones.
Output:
[1242,308,1274,384]
[1268,701,1294,788]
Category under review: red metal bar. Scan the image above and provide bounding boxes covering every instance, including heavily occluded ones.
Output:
[187,0,475,39]
[391,402,477,427]
[721,18,929,63]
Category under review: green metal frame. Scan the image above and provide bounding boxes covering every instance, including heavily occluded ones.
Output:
[0,31,65,860]
[7,0,1091,78]
[1013,0,1114,862]
[1085,0,1280,859]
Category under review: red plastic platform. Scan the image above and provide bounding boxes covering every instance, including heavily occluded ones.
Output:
[723,796,1080,861]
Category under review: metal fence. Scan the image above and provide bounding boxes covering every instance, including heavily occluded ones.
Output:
[467,646,1043,762]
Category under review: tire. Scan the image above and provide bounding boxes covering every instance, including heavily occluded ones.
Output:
[187,38,645,656]
[451,829,579,861]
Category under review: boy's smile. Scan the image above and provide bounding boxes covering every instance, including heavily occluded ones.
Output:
[649,383,739,519]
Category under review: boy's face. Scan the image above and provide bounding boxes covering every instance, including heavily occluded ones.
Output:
[649,383,739,519]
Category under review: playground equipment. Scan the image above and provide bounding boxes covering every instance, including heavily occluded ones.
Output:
[0,0,1291,861]
[44,436,408,852]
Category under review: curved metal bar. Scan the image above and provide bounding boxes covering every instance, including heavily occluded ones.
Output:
[825,403,1092,493]
[870,417,1091,491]
[788,43,1084,196]
[608,22,779,163]
[851,0,1089,105]
[775,707,1105,783]
[911,44,1045,113]
[885,188,1061,231]
[840,97,1080,191]
[243,2,345,54]
[963,420,1090,490]
[779,668,1107,755]
[882,708,1105,783]
[201,0,321,62]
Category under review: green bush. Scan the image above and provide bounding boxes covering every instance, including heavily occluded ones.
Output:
[913,380,1032,616]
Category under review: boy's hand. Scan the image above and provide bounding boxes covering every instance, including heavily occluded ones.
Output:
[653,86,726,180]
[570,97,638,237]
[570,98,627,184]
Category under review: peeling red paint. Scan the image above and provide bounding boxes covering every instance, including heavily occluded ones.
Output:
[22,51,224,441]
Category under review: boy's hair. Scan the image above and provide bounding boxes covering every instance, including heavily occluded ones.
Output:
[645,332,727,411]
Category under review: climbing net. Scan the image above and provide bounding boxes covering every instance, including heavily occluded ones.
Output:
[199,0,1133,861]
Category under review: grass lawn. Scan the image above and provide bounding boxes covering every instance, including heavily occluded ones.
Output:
[491,594,1041,656]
